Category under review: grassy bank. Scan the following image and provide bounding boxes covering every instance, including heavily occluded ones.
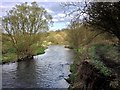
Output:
[1,29,69,64]
[1,46,46,64]
[67,44,120,89]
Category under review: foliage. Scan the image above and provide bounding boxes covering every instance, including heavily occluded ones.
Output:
[45,31,67,45]
[86,2,120,41]
[88,44,120,76]
[2,29,69,63]
[66,21,117,78]
[91,59,112,76]
[67,24,89,49]
[63,2,120,89]
[64,2,120,41]
[2,53,17,63]
[89,44,120,63]
[2,2,52,60]
[35,47,45,55]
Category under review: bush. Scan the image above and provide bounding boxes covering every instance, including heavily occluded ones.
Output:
[88,44,114,76]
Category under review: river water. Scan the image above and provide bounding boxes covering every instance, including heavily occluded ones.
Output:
[2,45,74,88]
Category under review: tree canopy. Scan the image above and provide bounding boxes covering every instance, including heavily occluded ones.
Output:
[2,2,53,59]
[86,2,120,41]
[64,2,120,42]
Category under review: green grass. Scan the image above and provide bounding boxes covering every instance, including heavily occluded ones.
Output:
[88,44,114,76]
[35,47,46,55]
[7,47,16,53]
[0,55,2,64]
[2,46,46,63]
[91,59,112,76]
[2,53,17,63]
[68,43,119,89]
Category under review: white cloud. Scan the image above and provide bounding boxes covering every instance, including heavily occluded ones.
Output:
[57,13,66,17]
[0,5,15,16]
[52,17,65,22]
[66,22,70,25]
[52,12,72,23]
[46,8,54,14]
[1,1,72,30]
[2,0,89,2]
[53,13,66,19]
[2,0,39,2]
[0,5,14,9]
[59,18,64,21]
[52,18,59,22]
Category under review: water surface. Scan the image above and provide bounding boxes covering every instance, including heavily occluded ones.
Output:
[2,45,74,88]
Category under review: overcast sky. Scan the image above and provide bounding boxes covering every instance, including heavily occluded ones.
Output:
[0,0,76,31]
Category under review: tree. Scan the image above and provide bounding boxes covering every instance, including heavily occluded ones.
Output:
[86,2,120,42]
[66,21,102,49]
[2,2,52,60]
[63,2,120,42]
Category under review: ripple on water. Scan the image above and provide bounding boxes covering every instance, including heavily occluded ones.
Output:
[2,45,74,88]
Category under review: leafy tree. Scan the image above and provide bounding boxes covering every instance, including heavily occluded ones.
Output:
[86,2,120,42]
[64,2,120,42]
[2,2,52,60]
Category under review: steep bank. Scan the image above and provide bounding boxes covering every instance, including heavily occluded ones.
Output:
[68,60,115,90]
[67,44,120,90]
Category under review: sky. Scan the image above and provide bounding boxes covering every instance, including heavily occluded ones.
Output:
[0,0,76,31]
[1,0,118,31]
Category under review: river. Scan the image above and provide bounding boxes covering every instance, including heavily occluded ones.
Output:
[2,45,74,88]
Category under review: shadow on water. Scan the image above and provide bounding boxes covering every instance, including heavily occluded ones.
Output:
[2,45,74,88]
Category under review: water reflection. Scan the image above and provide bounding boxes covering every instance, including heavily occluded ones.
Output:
[2,45,74,88]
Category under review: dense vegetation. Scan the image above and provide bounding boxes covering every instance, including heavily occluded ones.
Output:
[1,1,120,90]
[2,2,52,63]
[2,29,68,63]
[64,2,120,90]
[64,2,120,42]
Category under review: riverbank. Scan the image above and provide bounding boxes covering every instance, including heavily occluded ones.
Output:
[1,47,46,64]
[2,44,74,64]
[67,44,120,90]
